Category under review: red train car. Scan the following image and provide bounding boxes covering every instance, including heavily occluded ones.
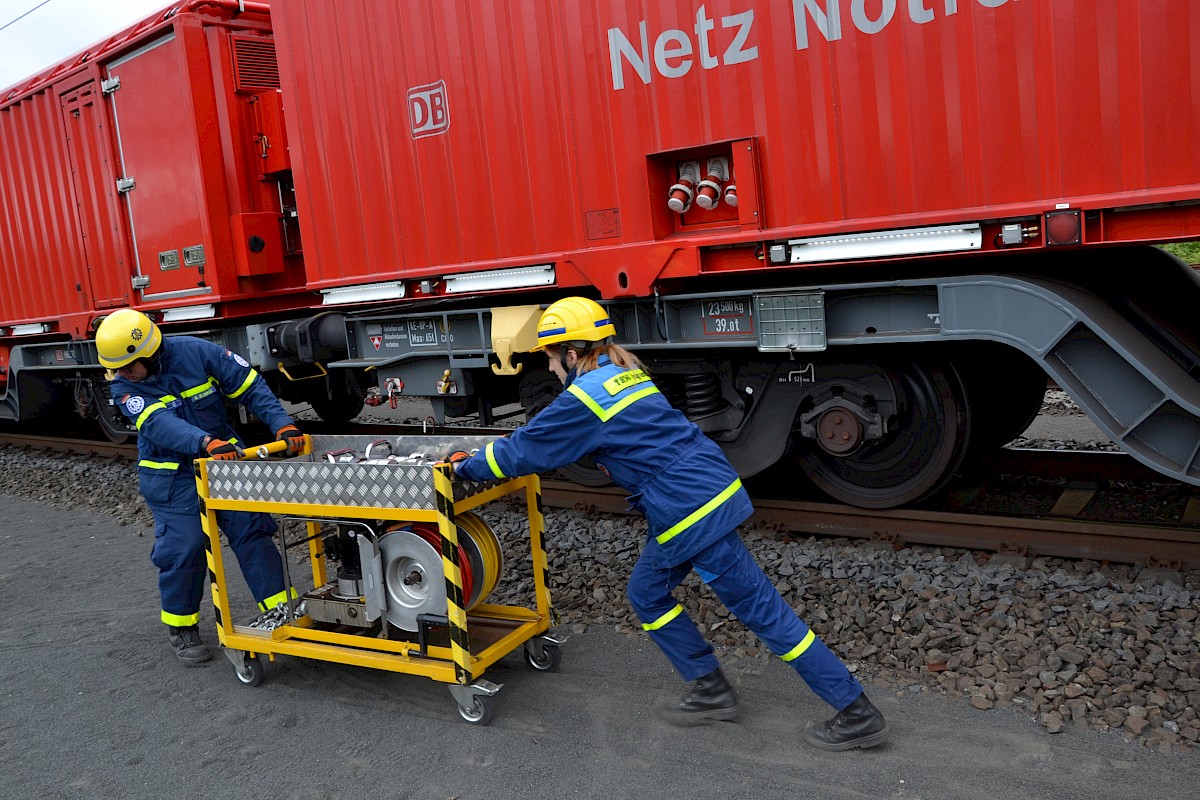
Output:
[260,0,1200,506]
[3,0,1200,510]
[270,0,1200,299]
[0,1,315,426]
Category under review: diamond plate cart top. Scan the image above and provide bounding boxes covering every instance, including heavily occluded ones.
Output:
[201,434,505,516]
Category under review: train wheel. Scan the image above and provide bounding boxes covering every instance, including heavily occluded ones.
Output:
[90,382,136,444]
[97,412,135,444]
[954,348,1047,453]
[306,390,365,424]
[794,360,970,509]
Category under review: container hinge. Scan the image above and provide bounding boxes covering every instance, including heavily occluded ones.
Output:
[116,177,136,193]
[131,275,150,290]
[101,76,121,94]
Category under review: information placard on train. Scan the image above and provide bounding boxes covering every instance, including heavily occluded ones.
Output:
[406,318,438,346]
[702,298,754,336]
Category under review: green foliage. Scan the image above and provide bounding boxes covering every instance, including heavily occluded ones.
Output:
[1159,242,1200,265]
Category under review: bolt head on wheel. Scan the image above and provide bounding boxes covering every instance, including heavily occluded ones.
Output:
[815,408,863,455]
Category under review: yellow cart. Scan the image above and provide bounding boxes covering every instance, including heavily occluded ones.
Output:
[195,434,560,724]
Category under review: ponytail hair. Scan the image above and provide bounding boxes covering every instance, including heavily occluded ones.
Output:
[572,343,642,375]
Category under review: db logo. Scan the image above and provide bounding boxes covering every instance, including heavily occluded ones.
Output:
[408,80,450,138]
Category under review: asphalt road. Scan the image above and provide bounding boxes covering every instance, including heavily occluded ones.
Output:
[2,494,1196,800]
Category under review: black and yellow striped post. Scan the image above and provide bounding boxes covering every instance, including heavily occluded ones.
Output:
[194,458,230,636]
[526,473,552,621]
[433,462,472,685]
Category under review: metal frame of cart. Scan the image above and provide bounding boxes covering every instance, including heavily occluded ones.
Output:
[194,434,558,724]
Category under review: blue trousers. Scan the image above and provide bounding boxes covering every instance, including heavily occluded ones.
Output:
[627,530,864,711]
[148,475,285,625]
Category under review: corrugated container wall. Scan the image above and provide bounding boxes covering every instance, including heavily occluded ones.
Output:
[0,4,304,339]
[272,0,1200,298]
[0,84,92,329]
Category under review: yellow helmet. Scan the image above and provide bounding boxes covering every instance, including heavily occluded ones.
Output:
[96,308,162,368]
[532,297,616,352]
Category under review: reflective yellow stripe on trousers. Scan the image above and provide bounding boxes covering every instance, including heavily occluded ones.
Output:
[641,603,684,631]
[655,478,742,545]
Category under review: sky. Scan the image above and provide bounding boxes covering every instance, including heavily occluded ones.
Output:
[0,0,170,92]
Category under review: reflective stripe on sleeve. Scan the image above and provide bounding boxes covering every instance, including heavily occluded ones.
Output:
[484,440,506,479]
[180,378,217,400]
[641,603,684,631]
[227,370,258,399]
[780,629,817,662]
[655,478,743,545]
[135,401,168,430]
[138,459,180,470]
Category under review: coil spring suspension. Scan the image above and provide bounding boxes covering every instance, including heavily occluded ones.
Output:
[683,373,723,418]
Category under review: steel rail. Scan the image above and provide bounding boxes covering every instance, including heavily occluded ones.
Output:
[1,430,1196,569]
[535,482,1200,571]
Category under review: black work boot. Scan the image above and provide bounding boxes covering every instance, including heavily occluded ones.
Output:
[803,693,888,751]
[657,668,740,726]
[168,625,212,666]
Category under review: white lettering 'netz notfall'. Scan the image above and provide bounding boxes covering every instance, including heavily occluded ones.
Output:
[607,0,1016,91]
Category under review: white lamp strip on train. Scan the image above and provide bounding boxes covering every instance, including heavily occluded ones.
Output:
[787,223,983,263]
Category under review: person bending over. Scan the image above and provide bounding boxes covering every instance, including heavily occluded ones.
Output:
[97,308,306,666]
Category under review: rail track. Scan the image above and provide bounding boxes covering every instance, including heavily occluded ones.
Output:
[3,423,1198,570]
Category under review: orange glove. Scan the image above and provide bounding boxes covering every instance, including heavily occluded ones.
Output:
[276,424,306,456]
[441,450,471,475]
[204,437,243,460]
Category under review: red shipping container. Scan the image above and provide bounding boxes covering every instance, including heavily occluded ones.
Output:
[270,0,1200,300]
[0,2,304,340]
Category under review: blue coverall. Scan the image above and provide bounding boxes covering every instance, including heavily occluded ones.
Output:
[457,355,864,711]
[110,336,295,628]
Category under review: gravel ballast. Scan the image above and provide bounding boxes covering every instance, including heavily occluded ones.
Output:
[1,436,1196,753]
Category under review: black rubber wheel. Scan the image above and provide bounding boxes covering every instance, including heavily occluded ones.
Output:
[234,654,266,687]
[457,695,495,725]
[795,360,971,509]
[524,641,562,672]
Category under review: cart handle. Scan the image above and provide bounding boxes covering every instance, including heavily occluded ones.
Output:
[246,439,293,460]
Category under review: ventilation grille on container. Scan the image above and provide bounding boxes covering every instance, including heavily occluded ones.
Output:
[231,36,279,92]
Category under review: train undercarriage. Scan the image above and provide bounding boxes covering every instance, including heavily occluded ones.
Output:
[324,245,1200,509]
[1,246,1198,511]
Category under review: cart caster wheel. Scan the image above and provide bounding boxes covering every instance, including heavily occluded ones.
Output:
[457,695,495,725]
[524,641,562,672]
[234,654,266,687]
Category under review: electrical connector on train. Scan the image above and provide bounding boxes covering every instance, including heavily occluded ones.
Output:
[723,182,738,207]
[1000,224,1024,246]
[998,222,1042,247]
[695,157,729,210]
[668,160,700,213]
